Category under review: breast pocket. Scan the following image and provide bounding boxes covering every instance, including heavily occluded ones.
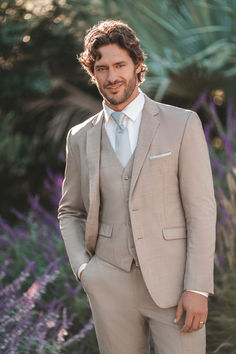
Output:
[149,151,172,160]
[149,151,174,175]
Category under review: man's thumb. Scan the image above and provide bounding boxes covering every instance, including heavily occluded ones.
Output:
[174,300,183,324]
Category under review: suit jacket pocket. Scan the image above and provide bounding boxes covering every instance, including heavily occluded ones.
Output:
[98,223,113,237]
[162,226,186,240]
[149,151,172,160]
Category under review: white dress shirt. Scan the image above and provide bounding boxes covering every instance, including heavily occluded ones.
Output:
[102,90,145,154]
[78,90,208,298]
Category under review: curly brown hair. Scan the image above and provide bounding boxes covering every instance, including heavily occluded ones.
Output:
[78,19,147,84]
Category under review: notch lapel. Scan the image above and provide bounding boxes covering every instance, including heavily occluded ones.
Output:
[129,96,160,198]
[85,110,104,253]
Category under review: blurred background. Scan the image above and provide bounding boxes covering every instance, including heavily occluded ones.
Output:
[0,0,235,352]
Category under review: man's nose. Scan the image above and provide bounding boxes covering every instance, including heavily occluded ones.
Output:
[107,68,117,82]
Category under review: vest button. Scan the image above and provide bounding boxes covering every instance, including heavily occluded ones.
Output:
[124,175,129,180]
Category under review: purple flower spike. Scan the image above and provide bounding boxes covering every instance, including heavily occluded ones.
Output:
[209,100,217,117]
[204,120,215,144]
[192,92,207,111]
[226,101,233,128]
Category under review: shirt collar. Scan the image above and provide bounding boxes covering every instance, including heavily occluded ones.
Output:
[103,89,145,123]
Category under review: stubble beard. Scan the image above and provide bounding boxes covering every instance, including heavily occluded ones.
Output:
[98,70,137,107]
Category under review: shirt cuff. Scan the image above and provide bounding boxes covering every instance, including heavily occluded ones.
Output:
[187,290,208,298]
[78,263,88,280]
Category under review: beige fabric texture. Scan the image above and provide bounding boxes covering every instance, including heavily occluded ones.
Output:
[58,94,217,308]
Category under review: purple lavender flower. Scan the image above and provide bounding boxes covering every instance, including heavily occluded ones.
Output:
[192,92,207,111]
[204,120,215,145]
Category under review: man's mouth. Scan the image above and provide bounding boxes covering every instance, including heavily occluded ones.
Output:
[105,82,124,90]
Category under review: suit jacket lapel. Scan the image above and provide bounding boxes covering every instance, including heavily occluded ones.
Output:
[85,110,103,253]
[129,95,160,198]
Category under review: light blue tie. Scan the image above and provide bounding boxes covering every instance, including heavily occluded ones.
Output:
[111,111,132,167]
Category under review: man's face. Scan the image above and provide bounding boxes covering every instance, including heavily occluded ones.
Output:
[93,44,141,111]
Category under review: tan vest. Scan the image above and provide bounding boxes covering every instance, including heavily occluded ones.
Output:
[95,123,139,271]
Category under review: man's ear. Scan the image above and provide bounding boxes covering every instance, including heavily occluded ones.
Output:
[136,62,142,74]
[91,73,97,84]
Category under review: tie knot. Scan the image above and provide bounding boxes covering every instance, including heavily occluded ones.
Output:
[111,111,125,129]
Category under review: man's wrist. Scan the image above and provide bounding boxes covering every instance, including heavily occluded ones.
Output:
[186,290,208,298]
[78,263,88,280]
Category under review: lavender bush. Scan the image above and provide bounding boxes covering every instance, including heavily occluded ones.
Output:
[0,262,63,353]
[0,171,96,353]
[196,96,236,272]
[194,95,236,353]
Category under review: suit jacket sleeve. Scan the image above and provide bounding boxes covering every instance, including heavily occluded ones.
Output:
[179,112,217,294]
[58,129,90,280]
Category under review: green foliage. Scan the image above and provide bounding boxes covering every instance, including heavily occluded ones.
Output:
[0,0,104,108]
[0,0,103,218]
[0,111,36,176]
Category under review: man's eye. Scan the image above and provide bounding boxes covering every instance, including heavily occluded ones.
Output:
[96,67,105,72]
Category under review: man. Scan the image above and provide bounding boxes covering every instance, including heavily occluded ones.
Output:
[58,20,216,354]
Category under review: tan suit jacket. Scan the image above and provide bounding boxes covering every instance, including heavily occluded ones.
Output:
[58,94,216,308]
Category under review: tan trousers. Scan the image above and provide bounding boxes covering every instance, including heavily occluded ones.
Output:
[81,255,206,354]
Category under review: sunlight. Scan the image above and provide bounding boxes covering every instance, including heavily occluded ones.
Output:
[23,35,31,42]
[25,0,54,16]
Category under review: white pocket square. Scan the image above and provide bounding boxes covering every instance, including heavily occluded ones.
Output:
[149,151,172,160]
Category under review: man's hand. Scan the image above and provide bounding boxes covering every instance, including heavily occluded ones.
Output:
[174,291,208,332]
